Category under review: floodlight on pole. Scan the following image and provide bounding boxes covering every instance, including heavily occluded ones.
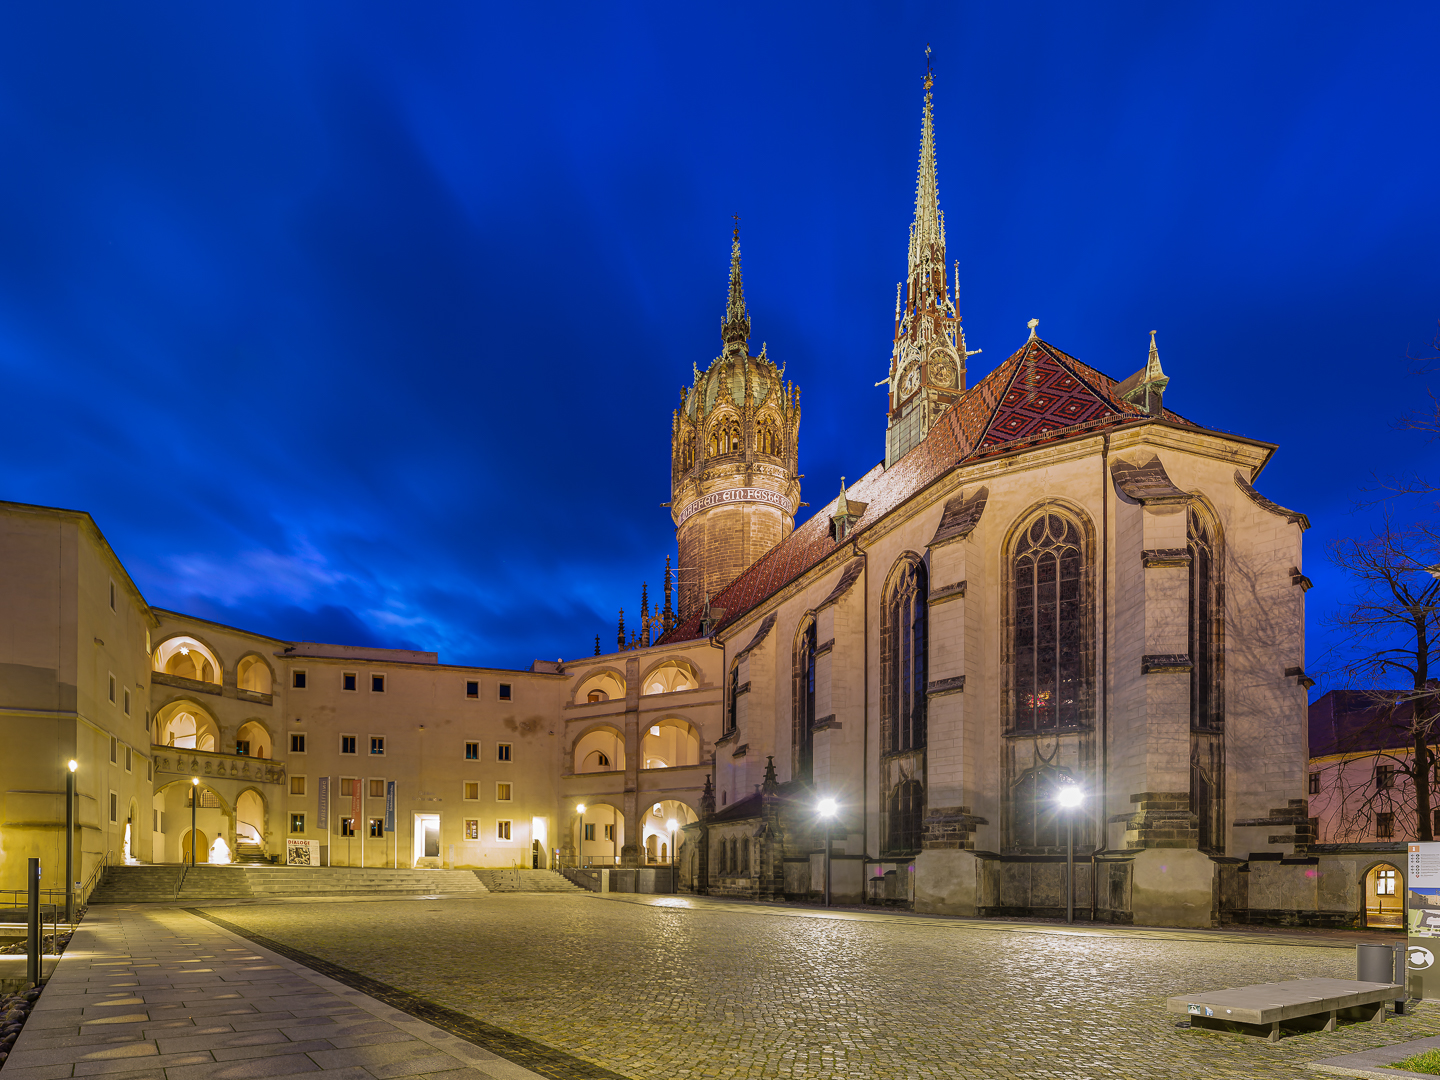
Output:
[190,777,200,867]
[818,798,838,907]
[1055,783,1083,923]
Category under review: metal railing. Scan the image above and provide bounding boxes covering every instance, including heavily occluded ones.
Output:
[0,899,62,951]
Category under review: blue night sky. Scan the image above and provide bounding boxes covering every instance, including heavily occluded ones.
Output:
[1,4,1437,679]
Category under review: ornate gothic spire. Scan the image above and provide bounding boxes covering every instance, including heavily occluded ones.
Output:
[908,56,946,295]
[721,217,751,355]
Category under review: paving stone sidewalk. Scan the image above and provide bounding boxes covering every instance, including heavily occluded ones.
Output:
[0,904,548,1080]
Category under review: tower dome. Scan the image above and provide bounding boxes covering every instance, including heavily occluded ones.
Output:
[671,226,801,619]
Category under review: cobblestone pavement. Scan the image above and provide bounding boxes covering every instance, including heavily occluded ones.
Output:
[181,893,1440,1080]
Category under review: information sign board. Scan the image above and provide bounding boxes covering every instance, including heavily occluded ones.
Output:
[317,777,329,829]
[1407,842,1440,998]
[286,838,318,866]
[385,781,396,832]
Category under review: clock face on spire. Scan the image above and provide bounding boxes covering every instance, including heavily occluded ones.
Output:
[900,364,921,396]
[929,349,958,388]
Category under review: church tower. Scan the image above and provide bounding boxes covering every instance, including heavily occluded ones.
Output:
[884,59,979,467]
[671,226,801,619]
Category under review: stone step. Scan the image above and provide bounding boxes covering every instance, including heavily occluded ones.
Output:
[88,865,490,902]
[471,869,582,893]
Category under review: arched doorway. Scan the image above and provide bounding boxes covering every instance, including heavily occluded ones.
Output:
[180,828,209,865]
[236,790,265,861]
[1365,863,1403,928]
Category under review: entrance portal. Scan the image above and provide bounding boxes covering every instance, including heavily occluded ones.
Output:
[413,814,440,867]
[180,828,209,864]
[1365,864,1403,928]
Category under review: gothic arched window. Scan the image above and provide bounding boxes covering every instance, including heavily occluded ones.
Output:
[1011,513,1087,731]
[1009,768,1072,851]
[727,662,739,734]
[794,619,818,782]
[883,558,928,753]
[740,837,750,875]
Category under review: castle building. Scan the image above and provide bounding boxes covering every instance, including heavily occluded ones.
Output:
[0,67,1336,927]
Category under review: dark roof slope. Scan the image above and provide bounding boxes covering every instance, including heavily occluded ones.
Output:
[659,336,1208,645]
[1310,689,1418,757]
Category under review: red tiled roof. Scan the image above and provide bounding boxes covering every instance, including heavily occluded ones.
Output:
[659,337,1203,645]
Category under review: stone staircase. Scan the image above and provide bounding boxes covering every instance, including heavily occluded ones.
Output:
[88,865,490,903]
[471,868,583,893]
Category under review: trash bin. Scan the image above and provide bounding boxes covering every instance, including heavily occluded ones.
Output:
[1358,942,1395,985]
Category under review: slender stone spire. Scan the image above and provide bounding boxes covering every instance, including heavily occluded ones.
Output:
[721,216,751,356]
[907,53,946,300]
[1118,330,1171,415]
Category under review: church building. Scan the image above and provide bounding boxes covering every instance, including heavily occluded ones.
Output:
[0,67,1314,928]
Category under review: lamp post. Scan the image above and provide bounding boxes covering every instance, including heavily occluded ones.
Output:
[65,760,77,923]
[1056,783,1083,924]
[190,778,200,866]
[575,804,586,869]
[818,798,837,907]
[667,818,678,894]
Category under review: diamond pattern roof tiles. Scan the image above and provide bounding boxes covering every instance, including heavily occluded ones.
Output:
[658,336,1207,645]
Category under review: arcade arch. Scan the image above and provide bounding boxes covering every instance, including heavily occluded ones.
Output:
[153,636,221,686]
[236,655,273,694]
[1364,861,1403,929]
[576,669,626,704]
[576,801,623,865]
[236,789,266,850]
[641,718,701,768]
[574,726,625,773]
[155,700,219,752]
[640,659,699,695]
[641,799,699,864]
[235,720,272,759]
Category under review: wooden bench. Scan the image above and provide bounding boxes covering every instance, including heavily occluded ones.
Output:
[1166,978,1402,1041]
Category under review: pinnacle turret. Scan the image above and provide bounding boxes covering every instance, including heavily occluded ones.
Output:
[721,219,751,355]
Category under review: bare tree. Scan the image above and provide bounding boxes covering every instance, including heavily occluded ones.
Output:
[1320,517,1440,840]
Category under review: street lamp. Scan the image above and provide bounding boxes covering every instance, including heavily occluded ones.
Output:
[65,760,77,922]
[667,818,679,894]
[818,798,838,907]
[191,778,200,867]
[1056,783,1083,924]
[575,804,586,869]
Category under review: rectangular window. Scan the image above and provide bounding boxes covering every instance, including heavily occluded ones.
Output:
[466,680,479,699]
[290,814,305,834]
[341,818,355,837]
[1377,812,1395,839]
[236,740,251,757]
[290,776,306,796]
[343,672,357,692]
[123,687,131,716]
[110,736,117,764]
[1308,773,1320,795]
[496,820,512,841]
[464,819,479,840]
[496,783,512,802]
[371,674,385,693]
[1376,868,1397,895]
[464,782,480,801]
[341,735,357,755]
[604,824,615,841]
[497,743,512,762]
[370,736,385,756]
[124,747,132,772]
[291,734,306,754]
[369,817,384,838]
[584,823,596,841]
[498,683,512,701]
[109,580,116,611]
[293,670,307,689]
[340,778,354,797]
[109,791,117,823]
[109,673,116,704]
[1376,765,1395,791]
[465,741,479,760]
[369,779,385,798]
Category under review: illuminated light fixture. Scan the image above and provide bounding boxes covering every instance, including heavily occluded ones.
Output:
[192,777,199,786]
[667,818,679,832]
[818,797,838,818]
[1056,784,1082,809]
[68,759,77,773]
[576,803,586,814]
[180,645,190,655]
